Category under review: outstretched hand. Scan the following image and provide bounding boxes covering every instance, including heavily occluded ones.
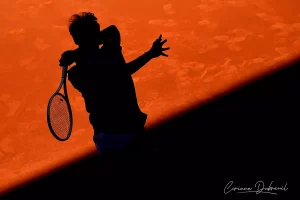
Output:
[148,34,170,58]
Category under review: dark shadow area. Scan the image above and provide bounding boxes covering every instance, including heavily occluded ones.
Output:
[2,58,300,199]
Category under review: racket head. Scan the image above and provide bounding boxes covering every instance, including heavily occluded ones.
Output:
[47,92,73,141]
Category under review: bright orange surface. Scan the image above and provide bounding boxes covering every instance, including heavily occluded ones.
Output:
[1,0,300,194]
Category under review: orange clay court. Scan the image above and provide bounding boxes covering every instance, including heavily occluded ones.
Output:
[0,0,300,194]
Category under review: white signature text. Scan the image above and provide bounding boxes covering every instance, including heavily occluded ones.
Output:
[224,181,288,195]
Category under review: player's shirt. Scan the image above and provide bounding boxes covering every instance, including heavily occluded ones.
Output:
[68,45,147,134]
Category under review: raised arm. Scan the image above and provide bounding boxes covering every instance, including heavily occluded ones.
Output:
[127,34,170,75]
[126,51,153,75]
[100,27,170,75]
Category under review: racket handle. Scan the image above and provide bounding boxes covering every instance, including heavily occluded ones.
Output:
[62,65,68,79]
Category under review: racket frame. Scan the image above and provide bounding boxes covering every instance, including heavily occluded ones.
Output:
[47,65,73,141]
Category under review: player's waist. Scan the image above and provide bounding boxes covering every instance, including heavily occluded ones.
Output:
[89,111,147,133]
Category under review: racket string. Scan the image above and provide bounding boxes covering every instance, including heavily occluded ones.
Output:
[49,94,71,139]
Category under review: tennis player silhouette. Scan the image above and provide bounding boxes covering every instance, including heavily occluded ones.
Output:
[59,12,170,156]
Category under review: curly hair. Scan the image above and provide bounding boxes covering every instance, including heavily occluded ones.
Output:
[68,12,99,45]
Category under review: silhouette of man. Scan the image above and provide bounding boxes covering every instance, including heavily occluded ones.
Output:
[59,12,170,156]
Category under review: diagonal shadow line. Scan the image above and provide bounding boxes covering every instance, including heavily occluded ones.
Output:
[2,56,300,199]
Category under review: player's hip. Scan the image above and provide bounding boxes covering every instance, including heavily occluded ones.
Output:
[89,112,147,131]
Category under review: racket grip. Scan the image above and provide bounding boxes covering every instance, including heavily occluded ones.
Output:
[62,65,68,79]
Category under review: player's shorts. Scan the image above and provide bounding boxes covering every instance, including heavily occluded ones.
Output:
[93,128,157,158]
[93,131,137,155]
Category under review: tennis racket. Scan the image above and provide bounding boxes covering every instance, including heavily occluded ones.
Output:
[47,65,73,141]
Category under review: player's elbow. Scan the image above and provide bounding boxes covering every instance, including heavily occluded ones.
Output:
[108,25,121,44]
[108,25,119,33]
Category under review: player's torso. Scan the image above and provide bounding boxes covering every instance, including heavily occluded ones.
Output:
[68,48,136,110]
[68,48,146,131]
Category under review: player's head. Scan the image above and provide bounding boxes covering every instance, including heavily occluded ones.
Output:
[68,12,101,48]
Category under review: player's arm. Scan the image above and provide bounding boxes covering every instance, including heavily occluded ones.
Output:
[100,26,170,75]
[126,52,153,75]
[100,26,157,75]
[126,35,170,75]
